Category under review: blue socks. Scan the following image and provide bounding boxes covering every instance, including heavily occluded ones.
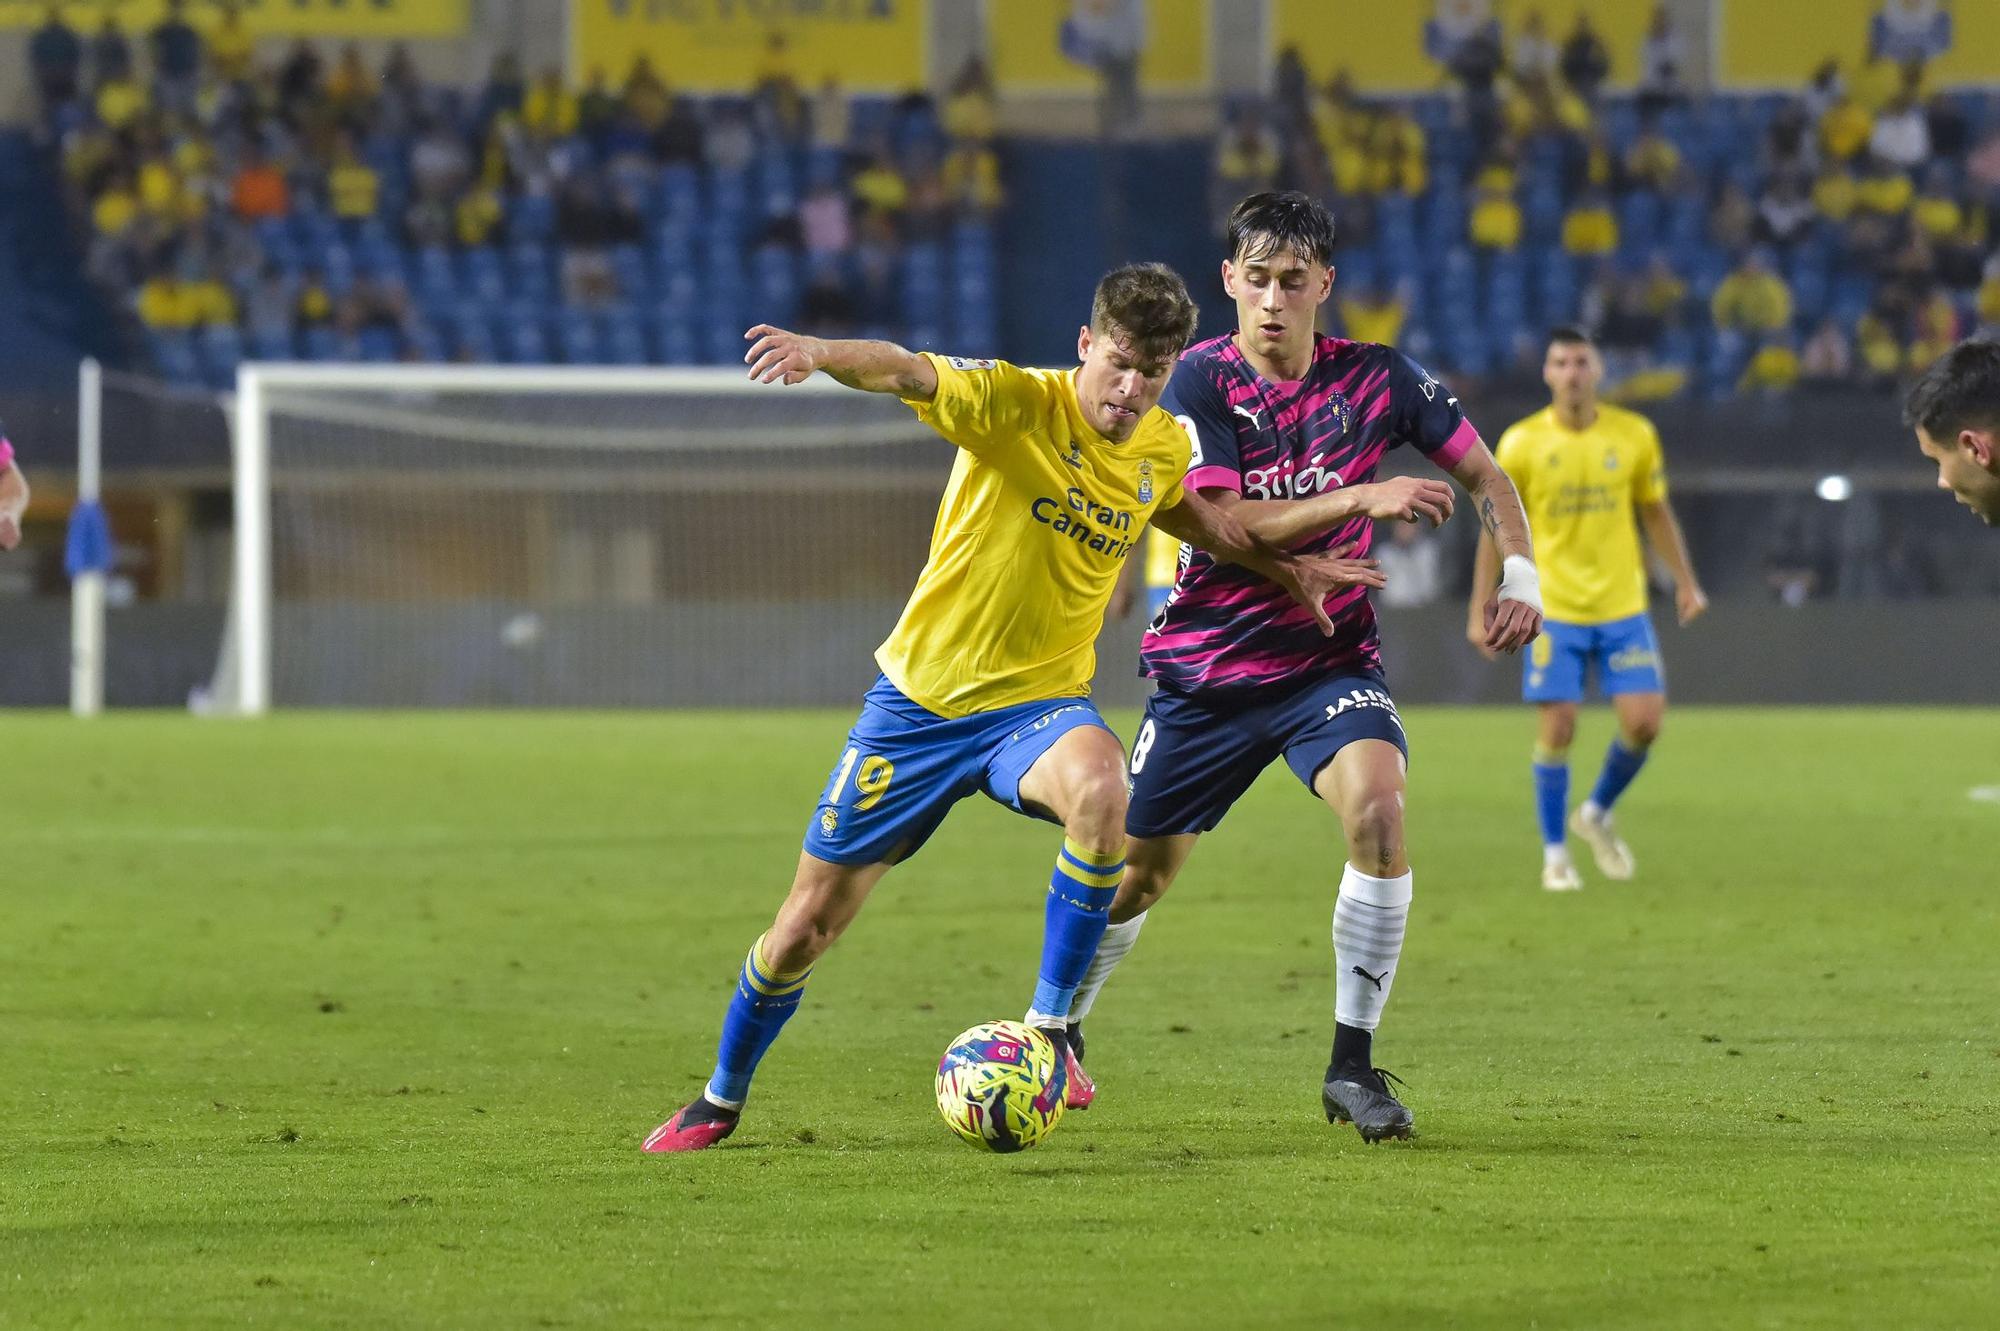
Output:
[1531,753,1569,848]
[704,934,812,1108]
[1026,837,1124,1025]
[1589,739,1650,813]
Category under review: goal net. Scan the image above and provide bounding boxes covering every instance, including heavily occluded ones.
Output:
[219,365,952,711]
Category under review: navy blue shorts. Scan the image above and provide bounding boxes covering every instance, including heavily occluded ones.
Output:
[802,674,1112,866]
[1125,671,1409,838]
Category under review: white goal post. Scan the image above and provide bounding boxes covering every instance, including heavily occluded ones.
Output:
[73,360,949,714]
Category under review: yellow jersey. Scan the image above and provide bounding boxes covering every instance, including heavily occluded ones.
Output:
[1493,404,1667,625]
[1143,527,1181,590]
[880,355,1189,717]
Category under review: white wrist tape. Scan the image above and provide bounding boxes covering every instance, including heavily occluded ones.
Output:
[1498,555,1542,613]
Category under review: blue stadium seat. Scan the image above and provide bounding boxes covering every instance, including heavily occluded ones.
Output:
[509,192,556,241]
[651,312,700,365]
[415,246,458,303]
[405,321,446,362]
[198,324,243,388]
[248,328,296,360]
[610,244,651,302]
[604,311,649,364]
[358,327,401,362]
[507,241,554,302]
[301,326,339,361]
[658,164,702,224]
[461,247,506,303]
[557,310,602,363]
[505,319,551,364]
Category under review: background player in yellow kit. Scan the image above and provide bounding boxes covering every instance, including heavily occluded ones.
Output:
[1473,327,1707,892]
[646,263,1378,1151]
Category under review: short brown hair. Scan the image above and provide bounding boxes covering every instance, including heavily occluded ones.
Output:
[1090,262,1200,365]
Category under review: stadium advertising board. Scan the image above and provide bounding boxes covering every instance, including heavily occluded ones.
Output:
[0,0,470,36]
[570,0,927,92]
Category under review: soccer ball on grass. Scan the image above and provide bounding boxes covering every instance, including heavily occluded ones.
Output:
[935,1020,1067,1152]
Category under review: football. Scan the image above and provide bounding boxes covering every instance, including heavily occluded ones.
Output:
[934,1021,1068,1153]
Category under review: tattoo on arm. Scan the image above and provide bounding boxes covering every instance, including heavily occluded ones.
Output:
[1480,496,1499,537]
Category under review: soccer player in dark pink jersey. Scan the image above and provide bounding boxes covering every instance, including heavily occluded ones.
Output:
[1058,192,1544,1141]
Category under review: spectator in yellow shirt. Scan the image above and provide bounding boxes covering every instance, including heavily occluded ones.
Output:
[1625,120,1682,192]
[1854,307,1905,384]
[138,271,196,330]
[851,152,908,217]
[1909,165,1961,240]
[1469,184,1522,251]
[92,175,140,236]
[1738,338,1800,394]
[1710,251,1794,334]
[1978,256,2000,330]
[942,57,997,144]
[95,74,145,132]
[1335,281,1406,346]
[1812,164,1858,221]
[328,138,380,221]
[1819,97,1873,161]
[523,65,579,139]
[1561,191,1618,256]
[1854,156,1913,216]
[1638,254,1688,321]
[941,142,1003,212]
[455,183,503,248]
[1908,288,1960,370]
[1371,108,1428,196]
[207,1,254,83]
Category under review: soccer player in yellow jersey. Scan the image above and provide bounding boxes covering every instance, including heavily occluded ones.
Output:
[1905,339,2000,526]
[646,264,1379,1152]
[1473,327,1707,892]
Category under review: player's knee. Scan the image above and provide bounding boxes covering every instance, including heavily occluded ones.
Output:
[1540,713,1577,753]
[1623,712,1662,748]
[1062,770,1129,855]
[1345,790,1405,865]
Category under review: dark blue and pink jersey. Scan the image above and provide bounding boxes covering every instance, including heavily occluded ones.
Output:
[1141,333,1478,692]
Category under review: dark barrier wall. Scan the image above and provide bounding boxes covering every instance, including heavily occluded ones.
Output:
[3,599,1996,709]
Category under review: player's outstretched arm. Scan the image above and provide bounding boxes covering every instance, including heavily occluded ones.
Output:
[1450,442,1541,657]
[1214,476,1455,547]
[0,461,29,552]
[1151,489,1384,637]
[1639,499,1708,625]
[742,325,939,400]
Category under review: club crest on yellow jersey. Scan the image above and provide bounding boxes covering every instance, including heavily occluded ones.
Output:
[1138,459,1154,503]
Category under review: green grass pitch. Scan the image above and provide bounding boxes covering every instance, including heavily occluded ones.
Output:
[6,707,1998,1327]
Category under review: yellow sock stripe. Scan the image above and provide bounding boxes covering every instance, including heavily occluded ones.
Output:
[1059,838,1125,888]
[742,933,811,996]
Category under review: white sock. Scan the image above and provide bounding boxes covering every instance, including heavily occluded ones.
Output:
[1332,865,1412,1031]
[1544,843,1572,868]
[1068,912,1148,1023]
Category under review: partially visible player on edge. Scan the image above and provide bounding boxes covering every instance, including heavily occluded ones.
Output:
[1474,327,1706,893]
[0,422,29,551]
[645,263,1383,1152]
[1905,338,2000,526]
[1042,191,1544,1143]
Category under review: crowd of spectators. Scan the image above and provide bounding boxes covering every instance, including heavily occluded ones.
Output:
[1233,2,2000,399]
[27,1,1005,378]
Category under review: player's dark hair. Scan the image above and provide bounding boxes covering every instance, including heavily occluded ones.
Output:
[1090,262,1201,364]
[1226,191,1337,267]
[1903,339,2000,441]
[1547,325,1596,349]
